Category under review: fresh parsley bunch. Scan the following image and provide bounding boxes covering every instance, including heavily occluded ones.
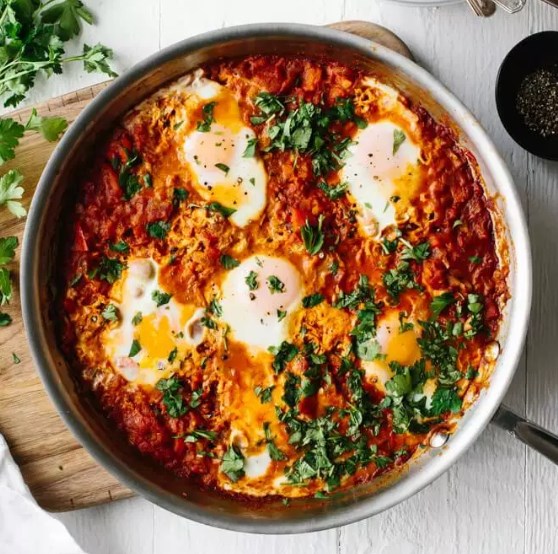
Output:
[0,0,115,325]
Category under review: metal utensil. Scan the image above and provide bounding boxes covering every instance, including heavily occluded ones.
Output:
[465,0,497,17]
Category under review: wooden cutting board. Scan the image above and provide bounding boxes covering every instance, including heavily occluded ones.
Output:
[0,21,412,512]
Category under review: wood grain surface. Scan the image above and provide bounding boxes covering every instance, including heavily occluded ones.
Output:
[0,20,405,513]
[0,82,133,512]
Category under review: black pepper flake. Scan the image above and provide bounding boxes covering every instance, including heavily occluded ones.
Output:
[516,67,558,138]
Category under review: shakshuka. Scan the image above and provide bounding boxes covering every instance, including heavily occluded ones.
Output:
[59,56,509,499]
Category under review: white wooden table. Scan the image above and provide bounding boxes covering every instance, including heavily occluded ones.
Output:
[23,0,558,552]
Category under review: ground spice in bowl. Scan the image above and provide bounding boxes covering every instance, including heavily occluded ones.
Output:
[516,67,558,138]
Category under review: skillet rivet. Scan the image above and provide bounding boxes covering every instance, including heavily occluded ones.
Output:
[429,432,449,448]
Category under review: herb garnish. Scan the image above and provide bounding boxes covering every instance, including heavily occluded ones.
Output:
[267,275,285,294]
[245,270,259,290]
[392,129,406,155]
[101,303,119,322]
[302,293,324,308]
[301,215,324,256]
[128,339,141,357]
[89,257,125,284]
[156,375,187,418]
[430,292,455,319]
[220,254,240,269]
[268,341,298,374]
[242,138,257,158]
[221,445,245,482]
[263,422,286,461]
[152,290,172,307]
[207,201,236,218]
[147,220,170,239]
[132,312,142,326]
[197,101,217,132]
[109,240,129,253]
[317,181,348,200]
[254,385,274,404]
[215,163,229,174]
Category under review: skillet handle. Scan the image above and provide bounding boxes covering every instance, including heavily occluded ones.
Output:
[492,405,558,465]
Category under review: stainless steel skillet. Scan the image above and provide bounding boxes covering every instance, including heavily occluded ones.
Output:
[20,23,557,533]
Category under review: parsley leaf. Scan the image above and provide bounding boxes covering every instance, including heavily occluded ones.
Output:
[215,163,229,175]
[267,275,285,294]
[128,339,141,357]
[220,254,240,269]
[0,312,12,326]
[245,270,259,290]
[302,293,324,308]
[207,201,236,218]
[132,312,142,326]
[24,109,68,141]
[430,387,462,415]
[254,385,274,404]
[400,240,430,262]
[263,422,286,461]
[242,137,257,158]
[196,101,217,132]
[221,445,245,482]
[268,341,298,374]
[317,181,348,200]
[430,292,455,319]
[393,129,406,155]
[0,236,18,265]
[156,375,187,418]
[152,290,172,307]
[0,120,24,165]
[89,257,125,284]
[101,303,119,321]
[301,215,324,256]
[109,240,129,253]
[147,220,170,239]
[0,170,26,217]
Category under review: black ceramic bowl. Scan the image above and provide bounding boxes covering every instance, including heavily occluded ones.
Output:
[496,31,558,161]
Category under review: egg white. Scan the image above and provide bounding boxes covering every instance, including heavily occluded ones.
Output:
[104,258,204,386]
[219,255,303,352]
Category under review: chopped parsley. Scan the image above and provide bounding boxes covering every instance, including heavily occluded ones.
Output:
[465,293,483,338]
[101,303,119,322]
[268,341,298,374]
[128,339,141,357]
[220,254,240,269]
[392,129,406,155]
[267,275,285,294]
[302,293,324,308]
[252,93,361,176]
[254,385,274,404]
[207,202,236,218]
[132,312,142,326]
[430,292,455,319]
[156,375,187,418]
[173,188,188,204]
[242,137,257,158]
[147,220,170,239]
[208,298,222,317]
[469,255,482,264]
[317,180,348,200]
[263,422,286,461]
[196,101,217,132]
[168,347,178,363]
[430,387,462,415]
[12,352,20,364]
[220,445,245,482]
[301,215,324,256]
[215,163,229,175]
[152,290,172,307]
[383,261,419,300]
[183,429,218,442]
[400,240,430,262]
[89,257,125,284]
[109,240,129,253]
[329,260,339,275]
[277,309,287,321]
[245,270,259,290]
